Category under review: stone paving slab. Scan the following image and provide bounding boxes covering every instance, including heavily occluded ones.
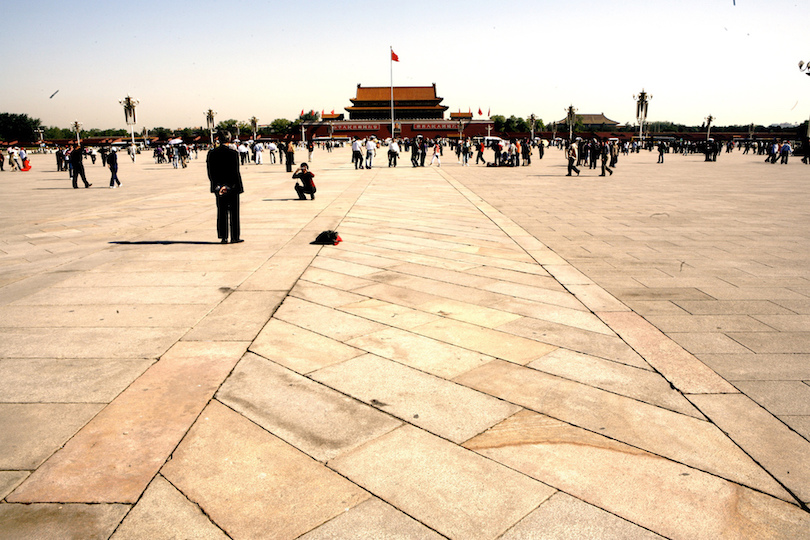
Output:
[216,352,401,462]
[8,341,248,503]
[162,400,370,540]
[0,503,130,540]
[110,475,228,540]
[330,424,556,540]
[2,149,809,537]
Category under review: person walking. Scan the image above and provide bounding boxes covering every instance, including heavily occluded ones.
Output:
[365,137,376,168]
[108,148,121,188]
[780,140,792,164]
[207,130,244,244]
[286,140,295,172]
[657,141,666,163]
[600,140,613,176]
[352,137,364,169]
[388,138,400,167]
[411,137,421,167]
[70,144,92,188]
[566,143,580,176]
[429,140,441,166]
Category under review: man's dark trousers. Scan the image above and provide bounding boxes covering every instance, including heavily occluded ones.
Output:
[216,192,240,242]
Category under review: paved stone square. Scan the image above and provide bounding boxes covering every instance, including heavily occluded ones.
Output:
[1,145,809,538]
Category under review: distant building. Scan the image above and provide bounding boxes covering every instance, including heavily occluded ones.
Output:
[556,113,620,130]
[346,84,449,120]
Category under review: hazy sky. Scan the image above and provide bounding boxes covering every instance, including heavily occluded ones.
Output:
[4,0,809,130]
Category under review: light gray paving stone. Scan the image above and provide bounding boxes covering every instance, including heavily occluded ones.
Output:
[273,296,387,341]
[311,353,520,443]
[216,352,401,461]
[501,492,665,540]
[733,381,810,415]
[111,475,228,540]
[347,327,494,379]
[0,503,130,540]
[330,424,556,540]
[0,403,103,469]
[249,318,363,374]
[688,393,810,504]
[0,304,211,328]
[182,290,285,341]
[528,349,700,418]
[298,497,446,540]
[0,327,182,359]
[0,358,153,403]
[0,471,29,499]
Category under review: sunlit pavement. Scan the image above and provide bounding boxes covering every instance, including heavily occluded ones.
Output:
[1,146,809,538]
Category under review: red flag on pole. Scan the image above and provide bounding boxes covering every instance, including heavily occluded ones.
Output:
[331,109,334,114]
[321,109,324,117]
[468,107,471,113]
[391,49,399,62]
[487,107,490,116]
[300,109,304,117]
[478,108,482,116]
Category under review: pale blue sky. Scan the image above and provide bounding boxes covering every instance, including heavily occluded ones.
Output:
[4,0,808,129]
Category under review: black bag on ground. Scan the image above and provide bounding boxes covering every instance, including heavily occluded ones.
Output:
[312,230,342,245]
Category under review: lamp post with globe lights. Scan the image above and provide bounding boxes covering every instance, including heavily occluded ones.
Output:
[205,109,217,146]
[634,89,651,146]
[120,95,139,161]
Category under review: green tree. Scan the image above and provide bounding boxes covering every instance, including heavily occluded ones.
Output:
[216,119,239,133]
[269,118,292,135]
[0,113,41,142]
[491,115,506,133]
[151,127,174,140]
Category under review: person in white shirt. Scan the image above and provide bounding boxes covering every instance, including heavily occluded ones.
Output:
[351,137,364,169]
[365,137,377,168]
[253,142,264,165]
[430,141,441,166]
[267,142,277,164]
[388,139,400,167]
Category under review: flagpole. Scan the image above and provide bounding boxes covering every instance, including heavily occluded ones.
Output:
[390,46,395,141]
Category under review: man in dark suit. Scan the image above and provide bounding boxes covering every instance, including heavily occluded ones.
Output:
[207,130,244,243]
[69,144,92,188]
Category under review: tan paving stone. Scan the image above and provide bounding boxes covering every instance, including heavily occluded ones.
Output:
[732,381,810,415]
[111,475,227,540]
[488,295,619,336]
[500,492,665,540]
[464,410,810,540]
[688,393,810,503]
[0,471,28,499]
[298,497,445,540]
[300,266,381,291]
[598,311,737,393]
[0,503,130,540]
[249,318,363,374]
[311,353,520,443]
[728,331,810,354]
[669,331,754,354]
[454,360,789,499]
[0,403,103,469]
[350,281,438,308]
[484,281,588,310]
[216,352,401,461]
[498,316,642,366]
[290,280,368,308]
[339,298,439,329]
[413,317,557,365]
[347,327,493,379]
[330,424,556,540]
[417,297,522,327]
[273,296,386,341]
[182,290,286,341]
[528,349,700,418]
[0,327,182,359]
[0,304,212,328]
[238,255,315,291]
[8,341,247,503]
[564,283,631,312]
[10,285,229,306]
[779,415,810,439]
[162,400,370,540]
[0,358,152,403]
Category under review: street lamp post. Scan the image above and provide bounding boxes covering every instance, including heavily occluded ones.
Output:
[120,95,139,162]
[705,115,714,140]
[72,120,82,144]
[530,113,536,142]
[205,109,217,146]
[633,89,651,145]
[566,105,577,142]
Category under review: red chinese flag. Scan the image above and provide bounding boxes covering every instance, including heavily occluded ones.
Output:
[331,109,334,114]
[300,109,304,116]
[321,109,324,117]
[478,108,482,116]
[487,107,490,116]
[391,50,399,62]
